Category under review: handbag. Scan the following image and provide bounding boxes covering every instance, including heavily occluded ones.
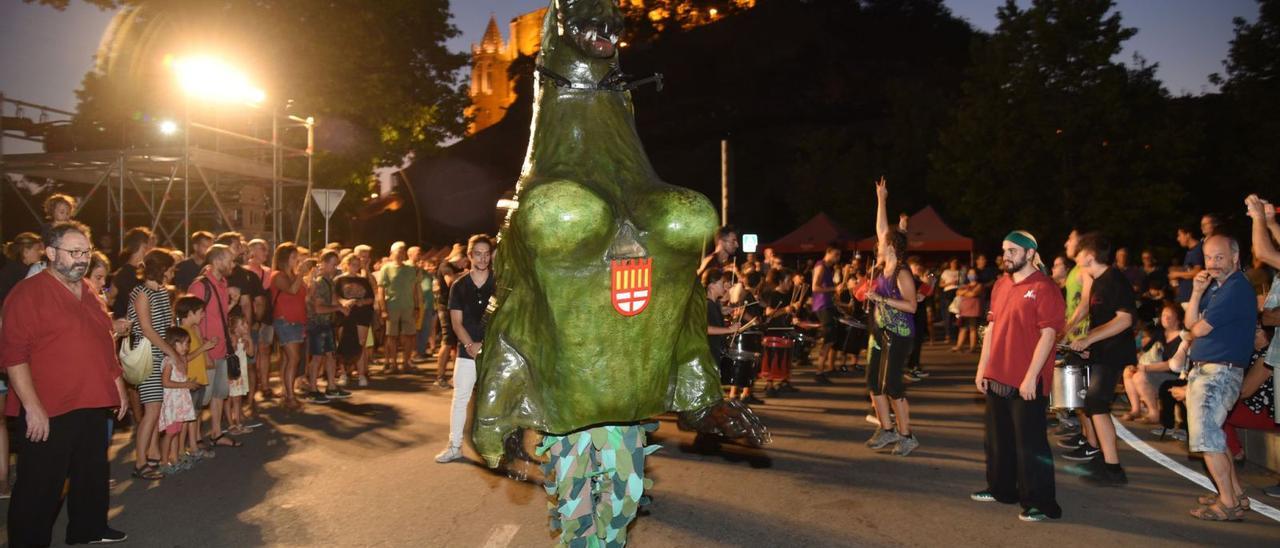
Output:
[201,277,241,380]
[119,329,153,385]
[948,294,963,315]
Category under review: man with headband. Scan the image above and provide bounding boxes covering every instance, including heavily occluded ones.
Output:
[971,230,1065,522]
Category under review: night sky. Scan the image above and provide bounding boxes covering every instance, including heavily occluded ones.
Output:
[0,0,1262,155]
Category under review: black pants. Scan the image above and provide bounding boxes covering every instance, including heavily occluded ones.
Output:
[1159,379,1188,429]
[983,389,1062,518]
[8,408,110,547]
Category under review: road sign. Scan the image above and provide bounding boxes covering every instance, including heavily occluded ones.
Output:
[310,189,346,245]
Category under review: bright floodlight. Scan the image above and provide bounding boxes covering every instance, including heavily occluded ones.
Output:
[158,120,178,135]
[171,55,266,105]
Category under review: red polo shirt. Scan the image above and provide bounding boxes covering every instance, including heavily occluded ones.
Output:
[1,270,121,417]
[188,270,231,360]
[984,271,1066,395]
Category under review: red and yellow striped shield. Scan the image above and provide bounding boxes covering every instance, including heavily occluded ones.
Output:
[610,258,652,317]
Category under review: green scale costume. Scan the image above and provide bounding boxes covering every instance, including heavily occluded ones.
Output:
[471,1,768,546]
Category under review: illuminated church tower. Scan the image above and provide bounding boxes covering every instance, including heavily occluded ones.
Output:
[466,10,547,134]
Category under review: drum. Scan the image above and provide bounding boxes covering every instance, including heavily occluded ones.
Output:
[761,336,793,382]
[788,330,816,365]
[726,330,763,361]
[718,354,759,388]
[1051,364,1090,411]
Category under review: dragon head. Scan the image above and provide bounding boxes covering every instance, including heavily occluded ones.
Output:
[552,0,624,59]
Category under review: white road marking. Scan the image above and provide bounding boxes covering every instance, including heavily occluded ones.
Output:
[481,523,521,548]
[1112,417,1280,523]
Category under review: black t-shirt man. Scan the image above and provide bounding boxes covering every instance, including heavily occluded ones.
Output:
[174,257,203,292]
[707,298,727,363]
[1087,267,1137,367]
[227,264,261,307]
[448,271,494,360]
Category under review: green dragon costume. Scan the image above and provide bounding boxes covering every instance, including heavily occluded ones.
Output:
[472,1,768,545]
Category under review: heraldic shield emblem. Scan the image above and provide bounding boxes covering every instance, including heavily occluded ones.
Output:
[610,258,652,317]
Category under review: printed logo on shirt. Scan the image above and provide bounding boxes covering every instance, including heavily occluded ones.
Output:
[1023,289,1037,300]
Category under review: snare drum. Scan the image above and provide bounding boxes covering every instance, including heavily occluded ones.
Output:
[1051,364,1090,411]
[761,336,793,382]
[725,330,763,362]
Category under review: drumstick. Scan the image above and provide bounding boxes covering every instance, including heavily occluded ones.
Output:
[734,317,760,335]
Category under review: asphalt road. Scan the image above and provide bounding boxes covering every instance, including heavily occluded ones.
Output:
[4,344,1279,546]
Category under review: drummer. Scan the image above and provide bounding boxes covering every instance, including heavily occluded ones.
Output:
[971,230,1065,522]
[704,269,743,399]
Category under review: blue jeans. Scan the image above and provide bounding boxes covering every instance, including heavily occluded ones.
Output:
[1186,362,1244,453]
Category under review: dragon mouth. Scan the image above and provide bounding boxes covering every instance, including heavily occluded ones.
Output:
[567,20,620,58]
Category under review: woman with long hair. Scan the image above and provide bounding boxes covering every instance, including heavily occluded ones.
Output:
[128,249,179,480]
[271,243,313,407]
[864,178,920,456]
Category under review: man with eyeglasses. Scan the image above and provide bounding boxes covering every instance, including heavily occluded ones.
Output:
[2,221,129,545]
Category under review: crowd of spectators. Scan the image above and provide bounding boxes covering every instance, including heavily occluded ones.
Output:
[0,192,501,544]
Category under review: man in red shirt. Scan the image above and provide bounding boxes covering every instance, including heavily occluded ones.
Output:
[2,222,128,545]
[188,244,240,448]
[971,231,1065,522]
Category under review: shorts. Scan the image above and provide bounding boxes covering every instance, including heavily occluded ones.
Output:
[818,308,838,341]
[386,307,418,337]
[208,358,230,400]
[308,324,337,355]
[274,319,305,345]
[439,310,458,345]
[1083,362,1124,416]
[1186,362,1245,453]
[192,385,211,409]
[256,323,275,345]
[867,326,912,399]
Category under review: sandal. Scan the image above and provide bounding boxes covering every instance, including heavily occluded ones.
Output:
[1198,493,1250,511]
[210,433,243,448]
[131,463,164,480]
[1189,501,1243,521]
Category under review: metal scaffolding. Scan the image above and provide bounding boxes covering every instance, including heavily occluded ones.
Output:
[1,93,315,253]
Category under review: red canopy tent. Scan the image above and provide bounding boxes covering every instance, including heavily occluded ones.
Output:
[766,212,859,253]
[854,206,973,252]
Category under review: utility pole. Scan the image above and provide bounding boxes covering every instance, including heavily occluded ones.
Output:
[720,139,729,226]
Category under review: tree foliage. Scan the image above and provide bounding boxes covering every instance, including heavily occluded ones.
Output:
[929,0,1190,251]
[46,0,468,196]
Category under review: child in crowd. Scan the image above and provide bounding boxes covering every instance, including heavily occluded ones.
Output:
[226,306,255,434]
[175,296,217,461]
[159,329,199,475]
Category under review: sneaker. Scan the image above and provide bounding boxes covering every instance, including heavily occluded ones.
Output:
[306,391,331,404]
[970,490,997,503]
[741,394,765,405]
[866,428,901,449]
[913,368,930,378]
[764,386,779,397]
[1262,484,1280,498]
[1052,422,1080,437]
[1080,460,1127,486]
[890,434,919,456]
[435,445,463,463]
[1062,444,1101,461]
[904,370,922,382]
[1056,433,1086,449]
[326,388,353,399]
[74,527,128,544]
[1018,508,1049,522]
[813,373,834,385]
[159,462,181,476]
[358,376,369,387]
[1169,429,1188,441]
[779,382,800,393]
